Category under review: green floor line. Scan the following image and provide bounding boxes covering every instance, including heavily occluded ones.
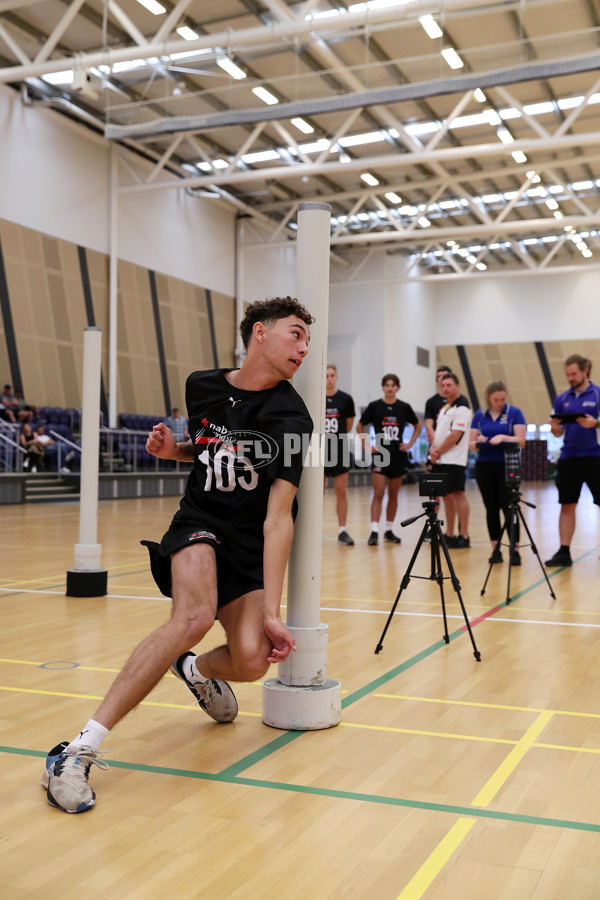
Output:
[6,744,599,835]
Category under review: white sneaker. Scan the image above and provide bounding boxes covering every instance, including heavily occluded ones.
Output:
[170,652,238,723]
[42,742,108,813]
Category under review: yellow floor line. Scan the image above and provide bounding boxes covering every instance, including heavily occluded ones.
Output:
[471,710,554,808]
[396,818,477,900]
[375,692,600,720]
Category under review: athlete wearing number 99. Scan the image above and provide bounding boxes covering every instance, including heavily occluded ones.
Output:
[41,297,314,814]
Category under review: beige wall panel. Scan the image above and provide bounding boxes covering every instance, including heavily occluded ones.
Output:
[0,221,236,415]
[0,220,22,257]
[42,235,61,271]
[5,265,35,334]
[436,346,461,376]
[26,269,53,338]
[17,336,44,398]
[21,228,42,265]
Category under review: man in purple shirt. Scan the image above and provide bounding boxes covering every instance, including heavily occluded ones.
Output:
[546,354,600,567]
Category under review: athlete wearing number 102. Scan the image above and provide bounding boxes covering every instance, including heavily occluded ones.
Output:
[357,373,420,546]
[41,297,314,815]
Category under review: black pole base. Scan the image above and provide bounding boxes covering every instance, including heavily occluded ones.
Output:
[66,569,108,597]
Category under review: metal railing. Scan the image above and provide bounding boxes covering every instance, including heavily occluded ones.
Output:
[0,426,27,472]
[100,428,191,474]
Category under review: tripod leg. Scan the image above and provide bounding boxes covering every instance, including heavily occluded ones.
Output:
[517,506,557,600]
[436,522,481,662]
[431,526,450,643]
[375,520,430,654]
[481,519,507,597]
[505,504,517,604]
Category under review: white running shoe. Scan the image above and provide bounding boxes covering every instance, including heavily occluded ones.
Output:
[170,652,238,723]
[42,742,109,813]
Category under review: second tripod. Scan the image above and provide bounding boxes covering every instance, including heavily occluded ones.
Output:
[480,485,556,604]
[375,495,481,662]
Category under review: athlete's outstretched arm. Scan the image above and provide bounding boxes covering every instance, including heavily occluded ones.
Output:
[262,478,299,663]
[146,422,194,461]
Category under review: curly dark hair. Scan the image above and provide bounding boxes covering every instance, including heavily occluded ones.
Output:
[239,297,315,349]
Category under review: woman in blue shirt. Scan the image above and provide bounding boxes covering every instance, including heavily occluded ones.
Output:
[469,381,526,564]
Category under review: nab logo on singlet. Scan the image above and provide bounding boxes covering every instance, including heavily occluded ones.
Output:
[195,422,279,471]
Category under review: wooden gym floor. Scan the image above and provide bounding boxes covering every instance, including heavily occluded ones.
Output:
[1,480,600,900]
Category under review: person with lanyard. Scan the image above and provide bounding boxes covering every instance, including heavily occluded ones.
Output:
[424,365,469,445]
[324,363,356,546]
[357,373,420,546]
[545,354,600,568]
[469,381,526,564]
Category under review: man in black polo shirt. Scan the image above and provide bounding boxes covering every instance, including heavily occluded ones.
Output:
[357,373,420,546]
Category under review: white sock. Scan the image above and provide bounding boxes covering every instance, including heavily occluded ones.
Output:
[338,526,348,535]
[386,521,394,532]
[370,522,379,532]
[69,719,109,752]
[180,654,207,683]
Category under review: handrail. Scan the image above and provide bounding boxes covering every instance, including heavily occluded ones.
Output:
[0,431,27,453]
[49,430,81,452]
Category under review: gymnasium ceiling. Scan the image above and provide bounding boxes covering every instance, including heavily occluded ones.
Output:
[2,0,600,279]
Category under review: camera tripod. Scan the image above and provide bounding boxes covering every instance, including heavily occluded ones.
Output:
[375,499,481,661]
[480,485,556,604]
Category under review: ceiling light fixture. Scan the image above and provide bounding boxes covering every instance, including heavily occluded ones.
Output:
[136,0,165,13]
[291,117,314,134]
[361,172,380,186]
[216,56,246,79]
[441,48,464,69]
[418,216,431,227]
[176,25,198,40]
[252,86,278,105]
[419,14,443,39]
[385,192,402,203]
[474,88,486,103]
[511,150,528,163]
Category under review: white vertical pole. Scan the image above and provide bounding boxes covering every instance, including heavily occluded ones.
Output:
[262,202,341,730]
[67,327,107,596]
[108,144,118,430]
[287,203,331,627]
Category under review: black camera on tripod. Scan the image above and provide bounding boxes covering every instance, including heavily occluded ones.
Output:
[504,448,521,488]
[418,470,448,498]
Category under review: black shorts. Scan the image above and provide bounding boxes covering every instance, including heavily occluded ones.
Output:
[324,435,351,478]
[141,518,264,607]
[372,450,409,480]
[433,463,466,494]
[556,457,600,505]
[324,459,350,478]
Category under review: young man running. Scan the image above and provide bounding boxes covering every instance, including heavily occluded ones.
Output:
[42,297,314,813]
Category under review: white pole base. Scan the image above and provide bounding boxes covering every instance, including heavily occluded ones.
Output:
[262,677,341,730]
[74,542,102,570]
[278,623,329,686]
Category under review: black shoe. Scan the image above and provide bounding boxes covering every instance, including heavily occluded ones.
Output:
[444,535,458,547]
[338,530,355,546]
[454,535,470,548]
[545,548,572,567]
[510,550,521,566]
[367,532,378,546]
[383,530,401,544]
[489,547,503,564]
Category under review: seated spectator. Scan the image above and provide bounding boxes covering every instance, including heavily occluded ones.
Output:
[14,389,38,423]
[33,425,55,469]
[0,384,16,423]
[1,384,17,410]
[20,423,45,472]
[163,407,189,441]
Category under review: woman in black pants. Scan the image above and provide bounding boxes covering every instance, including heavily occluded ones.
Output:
[469,381,526,564]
